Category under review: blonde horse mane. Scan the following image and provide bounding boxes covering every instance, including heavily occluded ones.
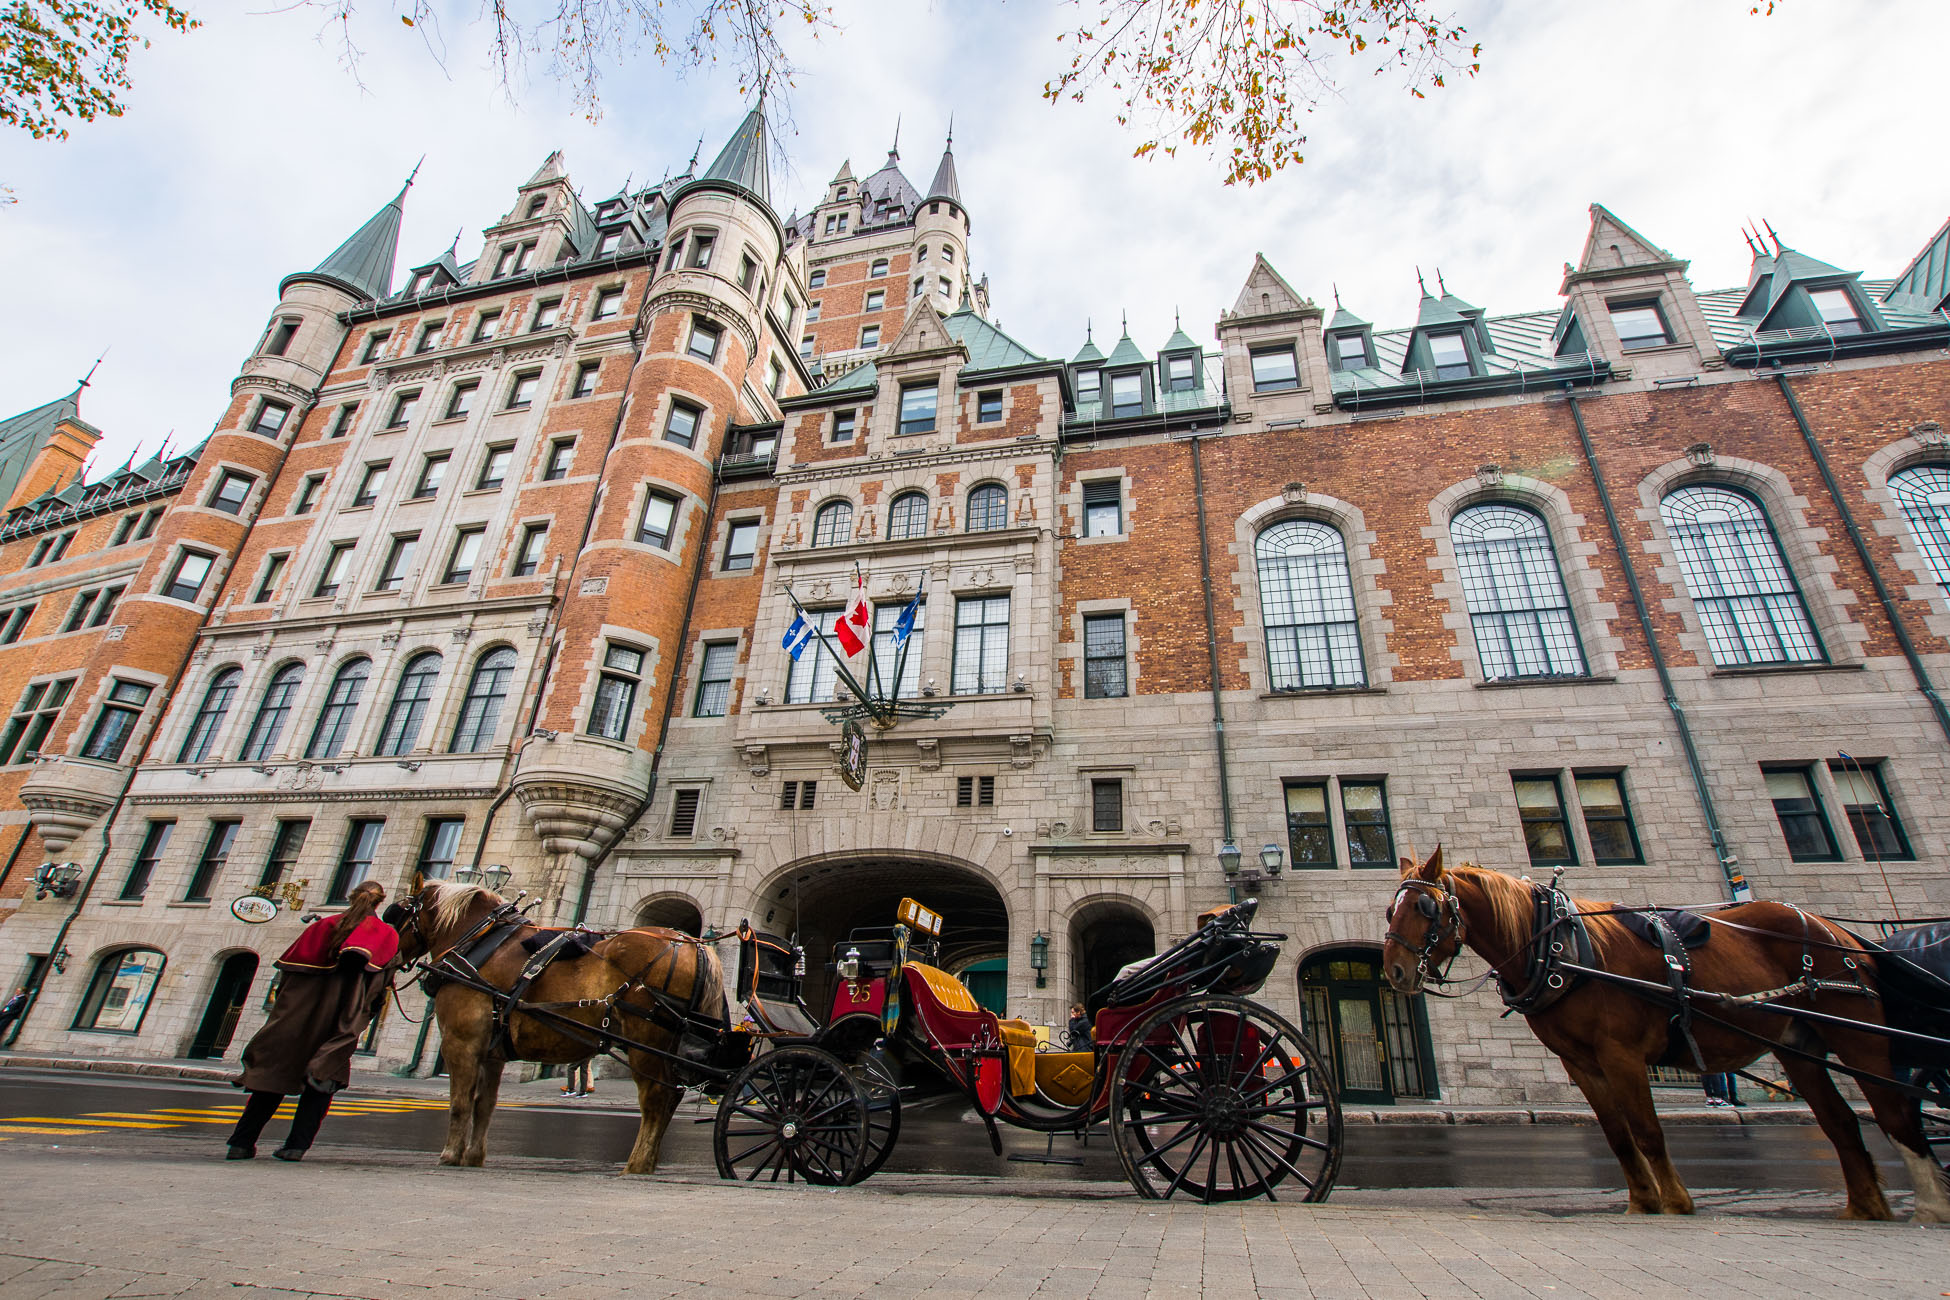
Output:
[427,879,505,933]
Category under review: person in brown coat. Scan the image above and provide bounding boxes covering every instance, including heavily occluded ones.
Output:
[226,880,399,1161]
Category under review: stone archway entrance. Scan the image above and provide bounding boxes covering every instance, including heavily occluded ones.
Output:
[759,855,1008,1020]
[635,896,703,936]
[1069,901,1156,1012]
[188,951,260,1060]
[1298,945,1437,1105]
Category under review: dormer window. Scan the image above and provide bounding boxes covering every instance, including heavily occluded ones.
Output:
[1165,355,1196,392]
[1076,369,1102,403]
[514,242,536,273]
[1110,372,1143,418]
[407,270,433,296]
[1330,333,1370,370]
[835,186,849,201]
[1811,287,1866,336]
[871,258,889,278]
[1250,346,1300,393]
[1608,301,1671,350]
[596,230,623,256]
[526,195,547,218]
[1428,331,1471,380]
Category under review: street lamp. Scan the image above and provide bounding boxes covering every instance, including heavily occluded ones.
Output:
[1259,843,1284,877]
[452,863,512,891]
[1217,840,1242,881]
[31,861,82,900]
[1029,932,1049,988]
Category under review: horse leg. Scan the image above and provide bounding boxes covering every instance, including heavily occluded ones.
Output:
[438,1039,480,1167]
[1595,1049,1694,1214]
[462,1057,506,1168]
[624,1071,682,1176]
[1776,1050,1892,1220]
[1560,1059,1664,1214]
[1854,1079,1950,1224]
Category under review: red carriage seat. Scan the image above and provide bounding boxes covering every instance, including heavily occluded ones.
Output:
[903,962,1039,1097]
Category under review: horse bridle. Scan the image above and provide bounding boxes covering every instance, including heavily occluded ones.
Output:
[1385,877,1467,985]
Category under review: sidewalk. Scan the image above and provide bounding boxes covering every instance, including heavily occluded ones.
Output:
[0,1048,1830,1125]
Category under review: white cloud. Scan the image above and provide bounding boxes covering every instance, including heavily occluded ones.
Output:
[3,0,1946,473]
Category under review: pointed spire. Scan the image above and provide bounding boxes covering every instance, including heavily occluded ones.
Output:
[890,114,902,161]
[283,177,410,302]
[690,99,772,208]
[925,124,962,204]
[1435,268,1448,296]
[1764,219,1783,254]
[1416,267,1431,298]
[524,150,566,188]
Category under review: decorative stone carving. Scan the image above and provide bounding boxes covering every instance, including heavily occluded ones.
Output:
[744,744,770,776]
[914,738,940,771]
[890,571,916,595]
[380,628,403,646]
[1686,441,1715,467]
[580,577,608,596]
[1009,735,1037,769]
[808,579,835,602]
[104,626,126,642]
[1913,421,1946,448]
[279,763,325,793]
[709,825,738,844]
[1283,482,1308,505]
[870,771,902,810]
[1476,463,1503,488]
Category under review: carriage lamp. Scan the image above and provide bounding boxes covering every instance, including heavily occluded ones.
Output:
[1217,841,1243,881]
[1029,932,1050,988]
[31,861,82,900]
[838,948,863,982]
[1259,843,1284,878]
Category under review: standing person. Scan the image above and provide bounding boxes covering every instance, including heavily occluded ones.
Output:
[1066,1002,1092,1051]
[1702,1071,1737,1108]
[0,986,27,1035]
[560,1057,596,1097]
[225,880,399,1161]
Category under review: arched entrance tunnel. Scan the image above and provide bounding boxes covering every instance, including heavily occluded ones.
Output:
[635,896,703,936]
[756,856,1008,1019]
[1070,901,1156,1013]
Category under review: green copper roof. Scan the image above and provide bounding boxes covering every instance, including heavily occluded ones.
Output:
[1071,333,1105,365]
[1413,290,1467,329]
[1161,322,1199,354]
[822,360,878,393]
[946,304,1044,370]
[691,101,772,208]
[1104,330,1148,368]
[285,182,408,301]
[926,140,962,204]
[1885,215,1950,313]
[1327,303,1370,331]
[0,389,89,508]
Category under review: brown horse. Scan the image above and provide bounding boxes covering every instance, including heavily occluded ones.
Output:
[391,881,726,1173]
[1381,848,1950,1222]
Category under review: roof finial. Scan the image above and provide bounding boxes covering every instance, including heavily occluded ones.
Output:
[946,113,954,150]
[447,227,462,255]
[1740,222,1759,257]
[1121,310,1129,336]
[1174,307,1182,329]
[406,156,424,189]
[1416,266,1429,296]
[1436,267,1448,296]
[1762,219,1783,254]
[890,114,902,160]
[77,350,107,391]
[1085,318,1093,343]
[1332,282,1342,309]
[688,134,704,172]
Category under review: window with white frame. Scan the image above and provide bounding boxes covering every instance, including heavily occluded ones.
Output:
[588,644,644,740]
[693,642,736,717]
[951,595,1009,694]
[785,610,843,703]
[1256,520,1365,689]
[637,491,680,549]
[1658,485,1822,667]
[1449,504,1587,680]
[871,601,926,696]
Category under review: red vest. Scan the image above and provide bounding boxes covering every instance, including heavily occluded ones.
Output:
[277,914,400,973]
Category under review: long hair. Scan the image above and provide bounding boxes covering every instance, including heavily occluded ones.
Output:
[329,880,387,948]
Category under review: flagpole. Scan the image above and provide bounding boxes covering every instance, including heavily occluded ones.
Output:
[888,578,925,709]
[782,583,876,713]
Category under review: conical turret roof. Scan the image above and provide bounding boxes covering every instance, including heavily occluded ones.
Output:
[1071,330,1106,366]
[690,100,772,208]
[283,181,409,301]
[926,137,961,204]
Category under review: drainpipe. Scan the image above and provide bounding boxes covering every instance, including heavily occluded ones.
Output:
[1773,373,1950,746]
[1186,434,1239,900]
[1565,395,1749,902]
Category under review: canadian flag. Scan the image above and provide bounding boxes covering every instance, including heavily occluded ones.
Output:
[834,574,871,657]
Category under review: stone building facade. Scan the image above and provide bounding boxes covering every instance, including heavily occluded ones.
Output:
[3,102,1949,1106]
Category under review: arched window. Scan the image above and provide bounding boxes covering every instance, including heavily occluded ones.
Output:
[1659,485,1823,666]
[967,483,1008,532]
[1889,463,1950,595]
[888,491,929,541]
[72,947,166,1034]
[1255,521,1365,689]
[378,652,442,757]
[305,658,370,759]
[239,664,305,761]
[450,647,517,753]
[1449,504,1587,680]
[812,500,853,548]
[178,667,241,763]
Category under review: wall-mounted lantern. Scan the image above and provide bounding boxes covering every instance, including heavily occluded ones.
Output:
[1029,932,1049,988]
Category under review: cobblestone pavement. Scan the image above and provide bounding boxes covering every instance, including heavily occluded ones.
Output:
[1,1143,1946,1299]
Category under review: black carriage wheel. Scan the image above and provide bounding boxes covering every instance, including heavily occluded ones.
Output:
[713,1045,871,1186]
[1920,1069,1950,1174]
[1108,995,1342,1204]
[802,1049,901,1186]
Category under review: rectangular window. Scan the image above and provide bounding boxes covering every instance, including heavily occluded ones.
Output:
[0,605,33,642]
[1109,372,1143,417]
[864,289,885,312]
[939,276,952,298]
[832,410,857,442]
[45,531,73,563]
[723,520,758,572]
[375,533,418,591]
[252,554,286,604]
[913,277,926,301]
[328,819,385,902]
[64,591,99,633]
[739,254,759,292]
[1828,760,1913,860]
[293,475,323,515]
[596,230,623,257]
[360,330,390,363]
[587,644,644,740]
[976,390,1003,423]
[669,788,701,837]
[768,358,785,396]
[513,242,536,273]
[250,400,290,437]
[860,325,881,348]
[207,469,253,515]
[121,820,173,899]
[785,609,842,704]
[1575,772,1643,865]
[1083,614,1127,699]
[111,515,136,546]
[688,320,723,363]
[444,381,478,420]
[956,775,996,808]
[1082,480,1122,538]
[313,541,354,596]
[1166,355,1195,391]
[416,818,465,879]
[593,288,624,321]
[533,298,562,331]
[1810,288,1865,336]
[88,585,122,628]
[258,818,309,887]
[1428,331,1471,379]
[352,461,390,508]
[570,361,600,400]
[416,320,444,353]
[1331,333,1369,369]
[477,445,514,490]
[809,269,826,289]
[694,641,736,717]
[870,600,927,697]
[951,595,1009,695]
[637,492,679,549]
[492,246,518,278]
[1513,775,1575,866]
[135,508,162,539]
[1341,780,1394,868]
[1608,302,1671,350]
[779,780,818,811]
[664,403,701,448]
[506,372,541,410]
[1250,346,1300,392]
[472,310,502,343]
[1765,767,1840,861]
[184,819,241,902]
[1076,368,1101,402]
[81,678,151,761]
[689,235,715,269]
[164,550,215,603]
[899,383,937,435]
[413,454,448,499]
[330,403,359,438]
[0,677,71,765]
[804,300,823,323]
[1091,779,1123,833]
[443,528,484,584]
[386,390,420,428]
[511,524,547,577]
[1284,782,1335,870]
[800,334,816,360]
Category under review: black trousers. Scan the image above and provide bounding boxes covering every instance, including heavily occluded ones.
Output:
[227,1086,334,1151]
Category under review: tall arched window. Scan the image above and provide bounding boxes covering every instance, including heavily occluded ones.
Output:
[378,652,441,757]
[178,666,241,763]
[1659,485,1823,666]
[967,483,1007,532]
[1449,504,1587,680]
[888,491,929,541]
[450,647,517,753]
[239,663,305,761]
[305,658,370,759]
[73,947,166,1033]
[812,500,853,548]
[1256,520,1365,689]
[1889,463,1950,595]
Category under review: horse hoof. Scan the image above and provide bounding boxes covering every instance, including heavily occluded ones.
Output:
[1913,1206,1950,1226]
[437,1154,462,1167]
[1837,1203,1891,1221]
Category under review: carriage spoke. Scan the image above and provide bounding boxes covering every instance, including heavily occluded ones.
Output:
[727,1136,782,1166]
[1231,1128,1277,1202]
[1237,1126,1316,1191]
[1160,1131,1211,1200]
[1132,1119,1204,1169]
[1246,1117,1330,1156]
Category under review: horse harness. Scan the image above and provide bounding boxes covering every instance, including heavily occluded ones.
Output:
[1497,873,1598,1018]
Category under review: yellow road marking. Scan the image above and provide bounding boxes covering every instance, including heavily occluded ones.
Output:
[4,1117,176,1128]
[0,1125,96,1135]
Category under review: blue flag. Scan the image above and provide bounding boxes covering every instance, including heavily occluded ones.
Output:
[782,612,815,660]
[891,591,923,645]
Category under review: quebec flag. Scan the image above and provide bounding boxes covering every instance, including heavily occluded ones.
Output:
[782,612,815,660]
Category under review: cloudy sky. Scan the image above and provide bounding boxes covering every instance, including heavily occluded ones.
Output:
[2,0,1946,474]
